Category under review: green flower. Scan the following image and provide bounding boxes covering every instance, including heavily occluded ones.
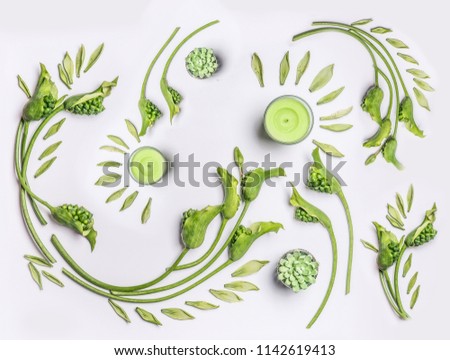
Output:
[185,48,219,79]
[363,118,392,148]
[138,98,162,136]
[373,222,399,270]
[306,148,341,195]
[405,203,437,247]
[382,137,403,170]
[242,167,286,202]
[181,205,222,249]
[361,85,384,125]
[295,208,319,223]
[277,250,319,292]
[399,97,424,138]
[217,167,240,220]
[168,87,183,105]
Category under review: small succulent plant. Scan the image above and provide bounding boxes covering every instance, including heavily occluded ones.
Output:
[185,48,219,79]
[277,249,319,293]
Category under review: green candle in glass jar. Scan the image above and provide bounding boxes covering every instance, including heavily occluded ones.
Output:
[129,146,167,185]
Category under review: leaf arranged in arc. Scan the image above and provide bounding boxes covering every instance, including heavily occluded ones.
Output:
[387,204,404,226]
[100,145,127,154]
[386,215,405,231]
[43,118,66,140]
[108,299,131,323]
[231,260,269,277]
[209,289,243,303]
[141,197,152,224]
[34,156,57,179]
[75,44,85,78]
[57,63,71,89]
[320,124,353,132]
[397,53,419,65]
[295,51,310,85]
[413,78,434,92]
[402,253,412,278]
[386,38,409,49]
[120,191,139,211]
[95,173,121,186]
[24,255,52,267]
[312,140,345,158]
[63,52,74,84]
[317,86,344,105]
[28,262,42,290]
[351,18,373,26]
[251,53,264,87]
[161,308,194,320]
[224,281,259,292]
[185,301,219,310]
[279,51,290,86]
[407,272,418,294]
[97,161,122,168]
[413,87,430,111]
[407,184,414,212]
[107,135,129,150]
[106,187,127,203]
[407,69,430,79]
[320,106,353,121]
[360,240,378,253]
[41,271,64,287]
[309,64,334,92]
[410,285,420,309]
[125,119,141,143]
[84,43,105,73]
[371,26,392,34]
[17,75,31,98]
[396,193,407,219]
[38,141,62,161]
[136,307,162,325]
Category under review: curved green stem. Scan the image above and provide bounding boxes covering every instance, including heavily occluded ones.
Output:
[394,244,409,318]
[379,271,404,318]
[377,68,394,118]
[175,219,228,270]
[382,269,395,298]
[336,189,353,295]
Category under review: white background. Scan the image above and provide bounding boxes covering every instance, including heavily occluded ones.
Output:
[0,0,449,340]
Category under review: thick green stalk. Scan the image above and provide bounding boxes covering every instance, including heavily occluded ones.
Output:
[394,244,409,318]
[382,269,395,298]
[377,68,394,118]
[379,271,404,318]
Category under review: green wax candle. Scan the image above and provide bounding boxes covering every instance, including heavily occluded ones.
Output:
[264,95,313,144]
[129,146,167,185]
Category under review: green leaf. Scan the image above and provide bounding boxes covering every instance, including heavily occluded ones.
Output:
[106,188,127,203]
[108,299,130,323]
[28,262,42,290]
[312,140,345,158]
[97,161,122,168]
[386,215,405,231]
[55,95,68,109]
[407,69,429,79]
[99,145,126,154]
[396,193,407,219]
[320,124,353,132]
[371,26,392,34]
[125,119,141,143]
[410,285,420,309]
[413,87,430,111]
[413,78,434,92]
[41,271,64,287]
[38,141,62,160]
[84,43,104,73]
[95,174,121,186]
[75,44,85,78]
[63,52,74,84]
[320,106,353,120]
[209,289,243,303]
[309,64,334,92]
[251,53,264,87]
[388,204,404,226]
[24,255,52,267]
[279,51,290,86]
[317,86,344,105]
[233,146,244,172]
[34,157,57,178]
[185,301,219,310]
[407,184,414,212]
[161,308,194,320]
[397,53,419,65]
[120,191,139,211]
[57,64,71,89]
[107,135,129,150]
[224,281,259,292]
[407,272,418,294]
[295,51,310,85]
[360,240,378,253]
[141,197,152,224]
[231,260,269,277]
[386,38,408,49]
[136,307,162,325]
[43,118,66,140]
[17,75,31,98]
[351,18,373,26]
[402,253,412,278]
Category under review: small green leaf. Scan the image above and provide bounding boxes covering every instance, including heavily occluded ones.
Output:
[43,118,66,140]
[413,78,434,92]
[312,140,345,158]
[407,184,414,212]
[84,43,104,73]
[406,69,429,79]
[279,51,290,86]
[371,26,392,34]
[125,119,141,143]
[34,157,57,178]
[295,51,310,85]
[209,289,243,303]
[233,146,244,172]
[63,52,74,84]
[407,272,418,294]
[41,271,64,287]
[108,299,130,323]
[410,285,420,309]
[100,145,126,154]
[24,255,52,268]
[388,204,404,226]
[361,240,378,253]
[75,44,85,78]
[231,260,269,277]
[386,215,405,231]
[397,53,419,65]
[396,193,407,219]
[17,75,31,98]
[136,307,162,325]
[28,262,42,290]
[107,135,129,150]
[320,124,353,132]
[141,197,152,224]
[161,308,194,320]
[224,281,259,292]
[317,86,344,105]
[95,174,121,186]
[57,63,71,89]
[251,53,264,87]
[320,106,353,120]
[97,161,122,168]
[309,64,334,92]
[413,87,430,111]
[386,38,409,49]
[402,253,412,278]
[106,188,127,203]
[365,153,378,166]
[38,141,62,160]
[185,301,219,310]
[120,191,139,211]
[351,18,373,26]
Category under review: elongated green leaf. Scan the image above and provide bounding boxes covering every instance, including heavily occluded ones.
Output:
[224,281,259,292]
[120,191,138,211]
[396,193,407,219]
[76,44,85,78]
[58,63,71,89]
[371,26,392,34]
[108,299,130,323]
[209,289,243,303]
[279,51,290,85]
[97,161,122,168]
[106,188,127,203]
[141,197,152,224]
[317,86,344,105]
[43,118,66,140]
[63,52,74,84]
[38,141,62,160]
[352,18,373,26]
[28,262,42,290]
[407,184,414,212]
[386,38,408,49]
[407,272,418,294]
[42,271,64,287]
[231,260,269,277]
[413,78,434,92]
[107,135,129,150]
[251,53,264,87]
[397,53,419,65]
[361,240,378,253]
[34,157,57,178]
[407,69,429,79]
[320,106,353,120]
[95,174,121,186]
[312,140,345,158]
[309,64,334,92]
[410,285,420,309]
[125,119,141,143]
[413,87,430,111]
[17,75,31,98]
[295,51,310,85]
[161,308,194,320]
[185,301,219,310]
[234,146,244,171]
[84,43,104,73]
[402,253,412,278]
[388,204,404,226]
[386,215,405,231]
[24,255,52,268]
[136,307,162,325]
[320,124,353,132]
[100,145,126,154]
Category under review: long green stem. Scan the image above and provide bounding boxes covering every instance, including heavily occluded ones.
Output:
[382,269,395,298]
[379,271,404,318]
[336,189,353,295]
[394,244,409,318]
[377,68,394,118]
[175,219,228,270]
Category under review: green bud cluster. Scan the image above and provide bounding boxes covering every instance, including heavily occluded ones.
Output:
[42,95,56,117]
[277,250,319,292]
[409,223,437,247]
[143,99,162,126]
[182,209,195,227]
[68,96,105,115]
[295,208,319,223]
[307,167,332,194]
[185,48,219,79]
[61,204,93,226]
[388,242,400,263]
[168,87,182,105]
[230,225,252,247]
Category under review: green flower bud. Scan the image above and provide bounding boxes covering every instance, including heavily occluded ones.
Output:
[217,167,240,220]
[277,249,319,292]
[361,85,384,125]
[138,98,162,136]
[365,152,378,166]
[290,185,332,229]
[363,118,392,148]
[405,203,437,247]
[295,208,319,223]
[229,222,283,261]
[168,87,183,105]
[382,137,404,170]
[242,167,286,202]
[399,96,424,138]
[185,48,219,79]
[181,205,222,249]
[51,204,97,251]
[373,222,399,270]
[307,166,332,194]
